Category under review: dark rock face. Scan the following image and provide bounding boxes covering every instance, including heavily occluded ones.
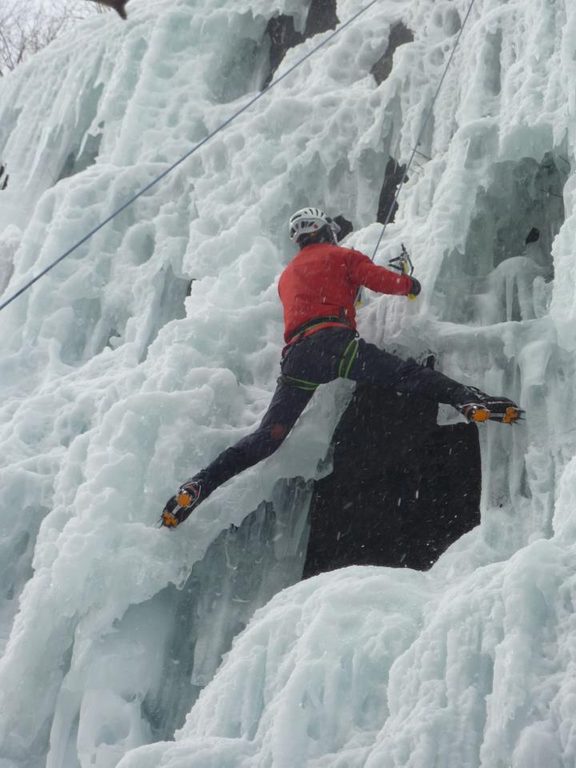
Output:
[377,156,407,225]
[264,16,305,87]
[304,0,339,38]
[304,383,481,577]
[263,0,338,87]
[371,22,414,85]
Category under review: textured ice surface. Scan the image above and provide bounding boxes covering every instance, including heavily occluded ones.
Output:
[0,0,576,766]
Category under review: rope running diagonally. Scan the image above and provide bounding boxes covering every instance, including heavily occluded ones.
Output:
[369,0,479,265]
[0,0,381,315]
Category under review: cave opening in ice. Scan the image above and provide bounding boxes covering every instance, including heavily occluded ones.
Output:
[435,151,569,327]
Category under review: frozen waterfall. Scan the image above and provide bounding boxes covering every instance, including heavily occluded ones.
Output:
[0,0,576,766]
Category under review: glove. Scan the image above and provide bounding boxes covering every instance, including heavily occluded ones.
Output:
[408,277,421,297]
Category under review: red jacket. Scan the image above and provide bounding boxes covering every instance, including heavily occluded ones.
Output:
[278,242,413,344]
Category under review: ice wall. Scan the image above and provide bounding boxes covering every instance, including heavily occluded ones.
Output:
[0,0,576,766]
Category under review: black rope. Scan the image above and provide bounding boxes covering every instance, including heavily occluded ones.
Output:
[0,0,381,314]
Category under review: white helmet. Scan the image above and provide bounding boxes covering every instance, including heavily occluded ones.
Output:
[288,207,340,243]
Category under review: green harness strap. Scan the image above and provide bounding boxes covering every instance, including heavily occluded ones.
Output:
[338,337,359,379]
[281,337,359,391]
[279,375,319,391]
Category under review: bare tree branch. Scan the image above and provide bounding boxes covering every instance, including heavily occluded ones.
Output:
[0,0,124,77]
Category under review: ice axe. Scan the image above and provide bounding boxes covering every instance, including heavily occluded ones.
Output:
[387,244,418,300]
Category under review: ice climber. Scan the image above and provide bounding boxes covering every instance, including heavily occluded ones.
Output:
[161,207,522,528]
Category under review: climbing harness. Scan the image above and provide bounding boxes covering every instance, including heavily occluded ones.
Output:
[338,336,359,379]
[285,314,353,345]
[278,374,319,392]
[280,334,359,391]
[0,0,381,315]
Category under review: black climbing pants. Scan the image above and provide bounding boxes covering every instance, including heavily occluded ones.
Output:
[195,328,472,498]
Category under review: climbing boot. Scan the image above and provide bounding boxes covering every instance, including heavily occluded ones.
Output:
[456,387,524,424]
[160,479,203,528]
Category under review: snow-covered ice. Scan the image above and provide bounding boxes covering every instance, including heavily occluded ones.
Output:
[0,0,576,765]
